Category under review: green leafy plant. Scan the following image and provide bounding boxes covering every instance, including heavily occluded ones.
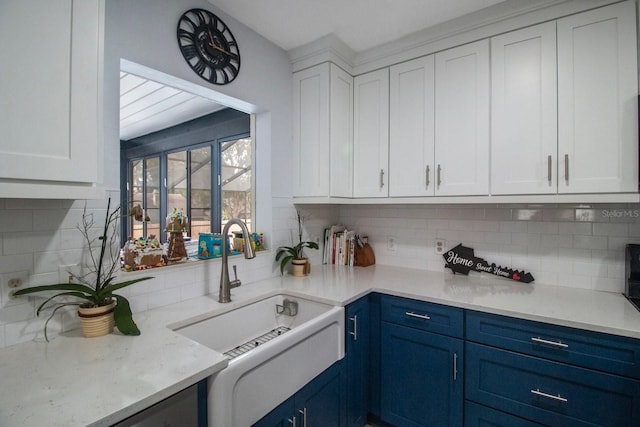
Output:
[13,198,152,340]
[275,210,319,275]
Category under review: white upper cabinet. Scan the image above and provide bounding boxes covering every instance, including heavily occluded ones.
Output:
[293,64,330,197]
[557,1,638,194]
[389,56,435,197]
[0,0,103,197]
[491,22,558,195]
[434,40,490,196]
[293,63,353,198]
[329,65,354,198]
[353,69,390,198]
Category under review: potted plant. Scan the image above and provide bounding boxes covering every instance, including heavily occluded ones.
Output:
[275,210,319,276]
[12,198,152,340]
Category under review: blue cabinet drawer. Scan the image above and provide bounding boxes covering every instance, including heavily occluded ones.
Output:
[464,401,543,427]
[381,294,463,338]
[466,342,640,427]
[466,310,640,379]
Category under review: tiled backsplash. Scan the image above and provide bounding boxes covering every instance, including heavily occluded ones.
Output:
[334,203,640,293]
[0,195,279,348]
[2,197,640,348]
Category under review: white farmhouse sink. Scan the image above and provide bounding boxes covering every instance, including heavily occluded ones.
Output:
[176,293,345,427]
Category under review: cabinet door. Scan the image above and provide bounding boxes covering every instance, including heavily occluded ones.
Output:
[389,56,435,197]
[293,63,353,198]
[435,40,489,196]
[0,0,101,184]
[491,22,558,195]
[293,63,330,197]
[353,69,389,197]
[557,1,638,193]
[381,322,463,427]
[330,65,354,198]
[295,360,346,427]
[252,396,295,427]
[346,297,370,427]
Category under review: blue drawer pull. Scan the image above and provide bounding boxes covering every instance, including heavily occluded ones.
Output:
[405,311,431,320]
[531,388,568,403]
[531,337,568,349]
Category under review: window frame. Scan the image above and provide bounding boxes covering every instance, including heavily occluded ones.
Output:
[120,109,251,244]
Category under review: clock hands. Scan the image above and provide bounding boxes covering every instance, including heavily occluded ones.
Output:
[208,28,232,56]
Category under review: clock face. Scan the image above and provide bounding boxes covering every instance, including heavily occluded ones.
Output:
[177,9,240,85]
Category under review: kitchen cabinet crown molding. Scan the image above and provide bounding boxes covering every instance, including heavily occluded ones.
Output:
[288,0,623,76]
[289,34,356,74]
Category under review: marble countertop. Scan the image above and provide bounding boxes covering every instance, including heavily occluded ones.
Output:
[2,264,640,426]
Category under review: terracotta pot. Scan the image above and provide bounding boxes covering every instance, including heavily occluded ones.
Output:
[291,258,309,277]
[78,300,115,338]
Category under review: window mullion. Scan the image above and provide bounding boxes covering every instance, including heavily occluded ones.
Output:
[186,150,192,238]
[160,154,168,242]
[212,141,222,234]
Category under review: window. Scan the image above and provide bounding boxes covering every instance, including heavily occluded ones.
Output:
[121,109,252,243]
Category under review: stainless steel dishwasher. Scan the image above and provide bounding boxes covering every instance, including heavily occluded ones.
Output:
[113,382,205,427]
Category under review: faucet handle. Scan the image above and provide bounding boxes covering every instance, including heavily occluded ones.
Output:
[230,264,242,288]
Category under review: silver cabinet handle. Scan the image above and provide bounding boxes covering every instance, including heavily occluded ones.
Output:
[379,169,385,189]
[564,154,569,184]
[547,155,552,184]
[405,311,430,320]
[288,416,296,427]
[531,337,568,349]
[531,388,568,403]
[349,315,358,341]
[299,408,307,427]
[437,164,442,187]
[453,353,458,381]
[426,165,430,189]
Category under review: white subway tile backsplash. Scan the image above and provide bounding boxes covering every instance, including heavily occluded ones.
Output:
[2,199,640,348]
[473,220,500,232]
[3,231,60,256]
[148,288,181,310]
[592,276,624,293]
[559,222,592,235]
[0,210,33,233]
[514,209,543,221]
[527,221,559,234]
[593,222,629,237]
[542,208,575,221]
[572,235,607,250]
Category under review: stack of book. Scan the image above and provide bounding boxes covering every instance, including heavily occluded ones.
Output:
[323,225,366,266]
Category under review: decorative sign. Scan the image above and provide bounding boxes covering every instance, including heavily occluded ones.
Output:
[443,243,534,283]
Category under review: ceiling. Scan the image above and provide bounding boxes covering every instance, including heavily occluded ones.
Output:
[120,72,226,141]
[208,0,507,52]
[121,0,508,140]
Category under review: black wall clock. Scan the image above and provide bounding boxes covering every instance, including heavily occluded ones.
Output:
[177,8,240,85]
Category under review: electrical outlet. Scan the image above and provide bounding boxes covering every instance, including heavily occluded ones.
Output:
[387,236,396,251]
[1,271,28,305]
[435,239,446,254]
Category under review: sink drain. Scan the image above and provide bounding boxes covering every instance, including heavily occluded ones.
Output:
[223,326,291,359]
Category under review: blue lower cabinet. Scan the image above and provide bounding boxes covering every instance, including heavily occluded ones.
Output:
[254,360,346,427]
[380,322,463,427]
[466,342,640,426]
[254,395,296,427]
[346,296,370,427]
[464,401,543,427]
